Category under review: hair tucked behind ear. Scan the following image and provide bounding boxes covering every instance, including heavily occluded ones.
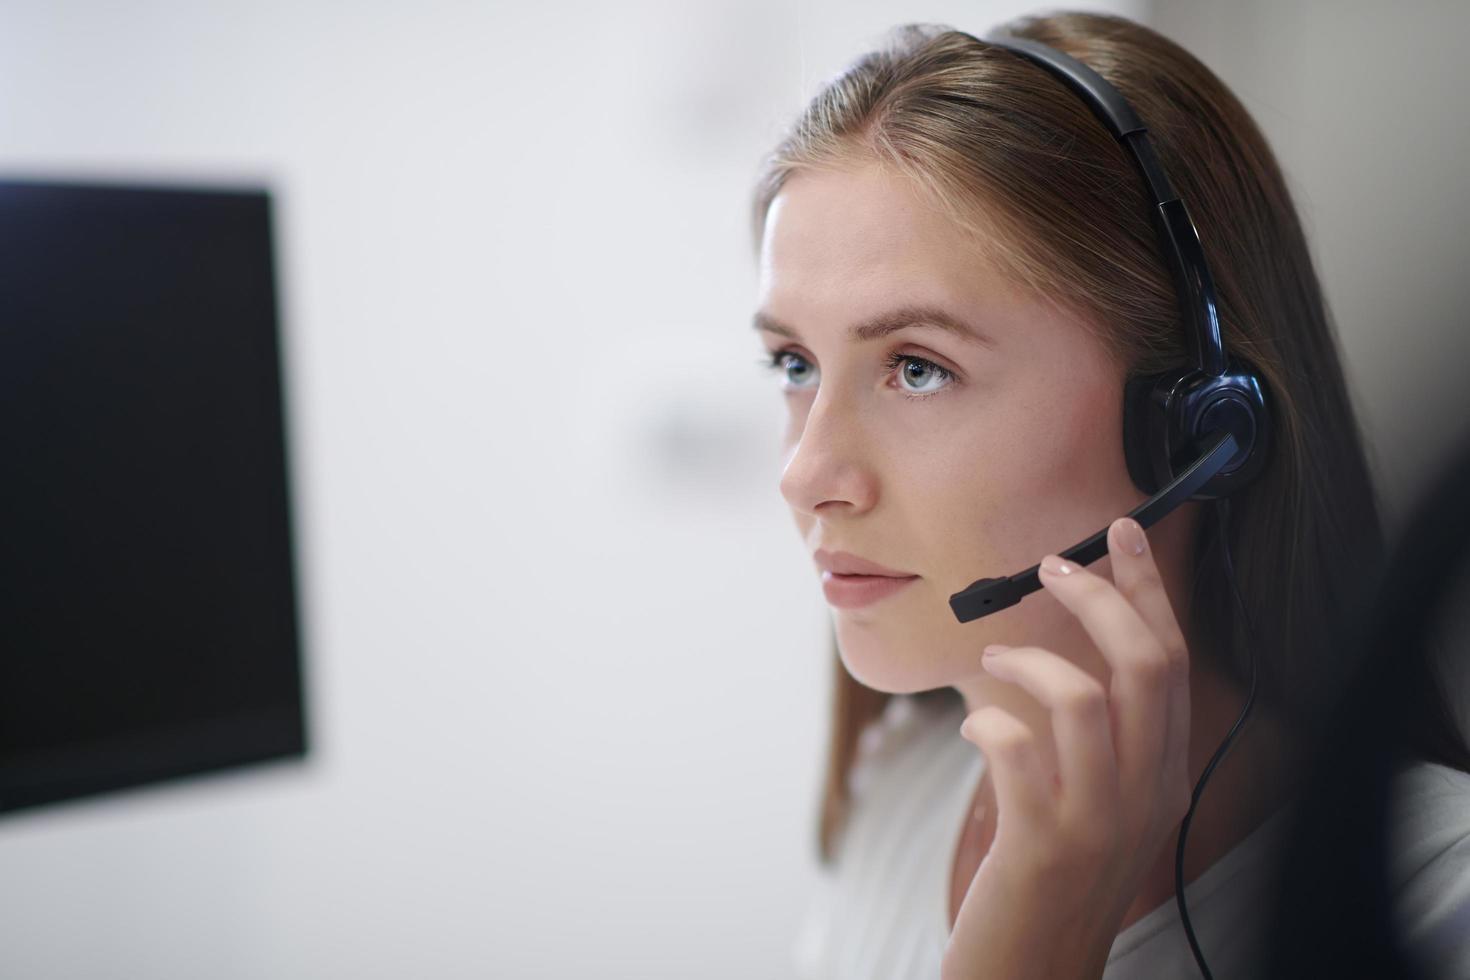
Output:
[752,10,1470,867]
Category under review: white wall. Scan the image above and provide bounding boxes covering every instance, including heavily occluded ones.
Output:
[0,2,1140,978]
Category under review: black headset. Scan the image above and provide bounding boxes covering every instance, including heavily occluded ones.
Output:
[947,30,1274,980]
[947,33,1271,623]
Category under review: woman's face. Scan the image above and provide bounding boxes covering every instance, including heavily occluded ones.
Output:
[756,161,1162,696]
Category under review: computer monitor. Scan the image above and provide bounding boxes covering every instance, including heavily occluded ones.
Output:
[0,179,308,815]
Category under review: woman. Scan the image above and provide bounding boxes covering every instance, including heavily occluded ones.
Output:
[748,12,1470,979]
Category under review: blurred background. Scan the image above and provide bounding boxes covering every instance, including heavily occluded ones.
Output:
[1,1,1467,977]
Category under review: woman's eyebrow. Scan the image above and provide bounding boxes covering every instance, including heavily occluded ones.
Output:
[752,304,996,349]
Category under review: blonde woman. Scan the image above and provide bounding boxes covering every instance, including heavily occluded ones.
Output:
[749,11,1470,979]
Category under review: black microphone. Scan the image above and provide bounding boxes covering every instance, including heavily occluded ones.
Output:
[948,430,1240,623]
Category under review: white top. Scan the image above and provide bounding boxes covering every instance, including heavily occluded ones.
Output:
[791,693,1470,979]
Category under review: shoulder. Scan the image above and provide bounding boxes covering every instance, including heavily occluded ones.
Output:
[1389,760,1470,874]
[1388,760,1470,978]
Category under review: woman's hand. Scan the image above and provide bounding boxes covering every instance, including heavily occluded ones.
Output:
[940,516,1193,980]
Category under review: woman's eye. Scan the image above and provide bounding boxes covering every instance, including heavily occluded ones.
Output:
[884,351,954,398]
[757,348,955,399]
[760,350,819,390]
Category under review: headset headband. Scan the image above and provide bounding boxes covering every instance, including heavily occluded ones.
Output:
[982,32,1226,379]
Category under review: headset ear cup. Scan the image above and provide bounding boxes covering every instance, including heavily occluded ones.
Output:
[1123,373,1164,495]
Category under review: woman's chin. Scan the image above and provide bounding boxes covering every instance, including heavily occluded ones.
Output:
[834,625,946,695]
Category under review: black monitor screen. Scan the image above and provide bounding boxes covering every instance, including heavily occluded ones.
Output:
[0,179,308,815]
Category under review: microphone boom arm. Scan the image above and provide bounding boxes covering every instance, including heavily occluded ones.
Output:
[947,430,1239,623]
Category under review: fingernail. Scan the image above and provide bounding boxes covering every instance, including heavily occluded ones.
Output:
[1039,554,1073,576]
[1118,518,1146,556]
[982,644,1011,657]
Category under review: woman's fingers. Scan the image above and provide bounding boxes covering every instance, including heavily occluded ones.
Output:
[1103,517,1192,815]
[1035,536,1174,807]
[959,706,1052,833]
[976,645,1119,829]
[962,516,1196,872]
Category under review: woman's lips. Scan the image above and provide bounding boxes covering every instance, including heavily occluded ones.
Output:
[820,570,920,609]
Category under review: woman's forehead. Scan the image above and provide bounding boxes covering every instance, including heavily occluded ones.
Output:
[757,165,1116,378]
[761,164,981,279]
[760,169,1004,317]
[761,169,1046,339]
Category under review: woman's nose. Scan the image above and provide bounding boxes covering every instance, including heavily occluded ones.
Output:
[777,387,878,518]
